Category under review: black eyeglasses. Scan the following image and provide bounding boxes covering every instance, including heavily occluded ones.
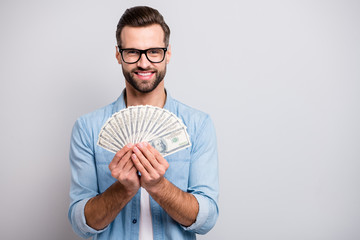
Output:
[118,47,168,64]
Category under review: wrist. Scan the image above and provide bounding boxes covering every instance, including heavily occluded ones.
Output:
[145,177,167,195]
[114,181,139,198]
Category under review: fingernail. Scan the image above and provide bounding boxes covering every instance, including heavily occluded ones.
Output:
[131,153,136,159]
[138,142,143,148]
[127,143,133,148]
[133,146,139,152]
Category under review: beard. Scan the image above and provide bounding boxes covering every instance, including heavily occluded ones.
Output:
[122,65,166,93]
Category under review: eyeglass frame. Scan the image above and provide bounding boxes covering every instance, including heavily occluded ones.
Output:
[118,47,168,64]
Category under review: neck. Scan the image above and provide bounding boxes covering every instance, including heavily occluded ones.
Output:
[125,83,166,108]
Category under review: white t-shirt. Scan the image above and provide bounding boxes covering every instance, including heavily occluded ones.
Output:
[139,187,154,240]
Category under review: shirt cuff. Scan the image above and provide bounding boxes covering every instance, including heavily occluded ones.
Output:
[74,197,109,236]
[181,194,211,233]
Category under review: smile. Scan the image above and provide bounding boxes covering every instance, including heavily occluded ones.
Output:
[137,72,152,76]
[134,71,155,80]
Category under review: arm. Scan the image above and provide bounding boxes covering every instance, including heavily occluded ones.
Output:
[146,177,199,227]
[131,142,199,226]
[84,144,140,230]
[68,119,140,238]
[132,115,219,234]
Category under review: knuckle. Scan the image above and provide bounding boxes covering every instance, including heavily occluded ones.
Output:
[158,169,165,176]
[153,173,160,180]
[119,175,125,182]
[115,151,123,158]
[111,171,118,179]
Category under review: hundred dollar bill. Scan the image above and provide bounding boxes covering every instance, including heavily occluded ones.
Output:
[150,109,172,135]
[152,112,185,137]
[106,118,127,147]
[142,106,162,141]
[98,138,119,153]
[134,105,145,143]
[148,126,191,157]
[101,124,124,148]
[112,113,129,145]
[97,105,192,157]
[120,109,132,143]
[98,131,122,153]
[137,105,149,142]
[128,106,137,144]
[140,105,155,142]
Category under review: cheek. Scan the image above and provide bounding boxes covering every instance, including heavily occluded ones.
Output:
[122,64,133,74]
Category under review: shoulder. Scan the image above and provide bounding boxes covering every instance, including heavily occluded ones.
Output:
[74,101,116,137]
[169,98,217,159]
[170,98,213,136]
[172,98,209,119]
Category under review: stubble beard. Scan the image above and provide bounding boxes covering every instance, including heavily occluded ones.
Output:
[122,66,167,93]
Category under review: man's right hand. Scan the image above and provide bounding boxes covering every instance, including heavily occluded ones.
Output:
[85,144,140,230]
[108,143,140,195]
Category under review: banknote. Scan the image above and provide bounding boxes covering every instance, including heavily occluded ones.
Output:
[148,126,191,157]
[97,105,191,157]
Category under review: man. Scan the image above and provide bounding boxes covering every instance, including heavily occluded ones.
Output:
[68,6,219,240]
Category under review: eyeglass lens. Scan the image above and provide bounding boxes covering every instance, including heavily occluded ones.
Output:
[122,48,165,63]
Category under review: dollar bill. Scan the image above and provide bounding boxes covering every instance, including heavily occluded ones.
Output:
[148,126,191,157]
[97,105,191,157]
[98,130,122,151]
[142,107,162,141]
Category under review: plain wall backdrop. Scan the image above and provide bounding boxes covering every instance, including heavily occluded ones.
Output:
[1,0,359,239]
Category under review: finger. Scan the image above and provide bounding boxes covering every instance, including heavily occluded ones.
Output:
[132,146,155,173]
[131,152,149,178]
[123,151,136,172]
[116,148,133,167]
[145,142,169,168]
[110,150,135,179]
[136,142,161,170]
[109,143,133,171]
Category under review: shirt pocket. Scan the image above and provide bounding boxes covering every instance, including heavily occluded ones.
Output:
[164,148,191,191]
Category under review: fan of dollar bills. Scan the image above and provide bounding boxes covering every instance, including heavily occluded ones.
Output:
[97,105,191,157]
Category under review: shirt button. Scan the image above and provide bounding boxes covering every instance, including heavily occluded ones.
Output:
[132,219,137,224]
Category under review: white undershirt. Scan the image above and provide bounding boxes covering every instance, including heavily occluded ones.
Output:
[139,187,154,240]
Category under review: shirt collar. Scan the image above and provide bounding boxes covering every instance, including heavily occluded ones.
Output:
[112,89,127,114]
[112,88,173,114]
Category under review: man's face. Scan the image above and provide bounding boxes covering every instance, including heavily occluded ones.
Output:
[116,24,171,93]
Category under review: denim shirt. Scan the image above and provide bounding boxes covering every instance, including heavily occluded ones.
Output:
[68,91,219,240]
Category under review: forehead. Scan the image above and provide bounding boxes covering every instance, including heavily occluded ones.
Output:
[120,24,165,49]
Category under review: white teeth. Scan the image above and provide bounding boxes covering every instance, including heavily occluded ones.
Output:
[138,72,152,76]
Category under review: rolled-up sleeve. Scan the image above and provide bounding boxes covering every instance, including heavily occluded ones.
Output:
[68,118,108,238]
[183,115,219,234]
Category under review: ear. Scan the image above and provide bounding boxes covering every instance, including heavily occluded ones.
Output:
[115,46,122,65]
[166,44,172,64]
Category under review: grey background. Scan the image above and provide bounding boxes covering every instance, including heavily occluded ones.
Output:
[1,0,359,239]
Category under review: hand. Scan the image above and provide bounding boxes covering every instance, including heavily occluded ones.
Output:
[131,142,169,193]
[108,144,140,195]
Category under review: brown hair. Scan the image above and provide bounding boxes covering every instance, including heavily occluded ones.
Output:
[116,6,170,48]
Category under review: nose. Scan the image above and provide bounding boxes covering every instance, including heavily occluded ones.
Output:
[136,52,151,69]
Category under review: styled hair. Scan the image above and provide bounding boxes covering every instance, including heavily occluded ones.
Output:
[116,6,170,48]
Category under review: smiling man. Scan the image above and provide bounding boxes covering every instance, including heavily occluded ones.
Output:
[68,6,219,240]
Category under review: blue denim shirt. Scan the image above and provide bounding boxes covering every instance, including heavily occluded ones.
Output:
[68,91,219,239]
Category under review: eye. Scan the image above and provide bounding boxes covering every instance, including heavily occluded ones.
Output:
[148,49,162,55]
[125,49,139,55]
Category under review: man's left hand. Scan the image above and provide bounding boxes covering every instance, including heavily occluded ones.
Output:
[131,142,170,192]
